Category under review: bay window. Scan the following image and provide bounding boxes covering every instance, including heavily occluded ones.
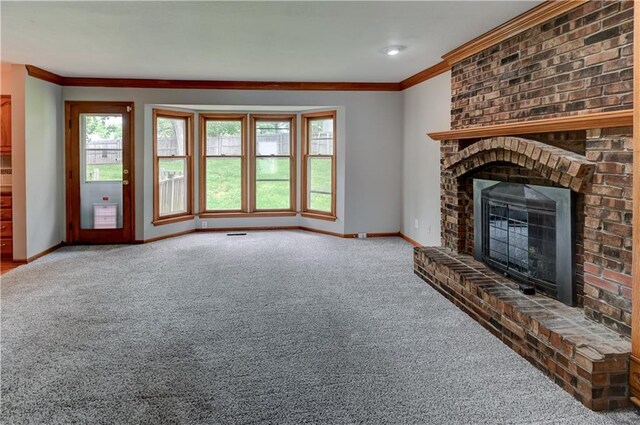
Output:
[199,114,247,214]
[152,109,194,225]
[301,111,336,220]
[250,115,296,213]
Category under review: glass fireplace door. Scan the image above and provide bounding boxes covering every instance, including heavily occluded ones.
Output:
[473,179,574,306]
[485,201,556,289]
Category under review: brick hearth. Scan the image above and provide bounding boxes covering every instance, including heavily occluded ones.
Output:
[414,246,631,411]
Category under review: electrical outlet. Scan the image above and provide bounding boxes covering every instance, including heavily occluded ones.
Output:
[201,221,208,229]
[414,219,419,229]
[357,233,367,239]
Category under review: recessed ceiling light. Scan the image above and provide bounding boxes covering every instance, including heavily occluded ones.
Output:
[383,46,405,56]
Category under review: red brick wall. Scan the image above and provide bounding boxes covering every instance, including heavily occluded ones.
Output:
[440,140,466,253]
[582,127,633,336]
[451,1,634,129]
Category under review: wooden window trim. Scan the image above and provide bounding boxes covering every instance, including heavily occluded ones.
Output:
[301,110,337,219]
[198,211,297,219]
[152,214,196,226]
[152,108,195,226]
[300,211,337,222]
[199,113,248,214]
[249,114,297,213]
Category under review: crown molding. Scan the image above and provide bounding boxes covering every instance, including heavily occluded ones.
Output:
[442,0,589,66]
[25,61,450,92]
[26,65,401,92]
[427,110,633,141]
[25,65,64,85]
[63,76,402,91]
[399,60,450,90]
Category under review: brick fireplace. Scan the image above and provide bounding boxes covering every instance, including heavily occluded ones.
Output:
[414,0,635,411]
[439,128,633,333]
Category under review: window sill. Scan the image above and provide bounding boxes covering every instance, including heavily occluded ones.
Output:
[198,211,297,219]
[152,214,195,226]
[300,212,337,222]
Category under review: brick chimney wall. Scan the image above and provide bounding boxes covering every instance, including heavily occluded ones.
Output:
[451,0,634,129]
[441,1,634,336]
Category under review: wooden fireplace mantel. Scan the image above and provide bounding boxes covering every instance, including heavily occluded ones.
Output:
[427,110,634,141]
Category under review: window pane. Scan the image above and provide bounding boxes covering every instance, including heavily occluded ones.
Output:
[309,157,332,212]
[205,157,242,210]
[158,158,187,216]
[84,115,123,182]
[256,121,290,156]
[309,118,334,155]
[206,120,242,156]
[157,117,186,156]
[80,114,123,230]
[256,157,290,210]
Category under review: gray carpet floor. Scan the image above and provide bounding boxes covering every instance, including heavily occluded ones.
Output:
[1,231,639,424]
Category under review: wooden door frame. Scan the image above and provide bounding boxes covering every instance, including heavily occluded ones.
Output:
[65,101,135,244]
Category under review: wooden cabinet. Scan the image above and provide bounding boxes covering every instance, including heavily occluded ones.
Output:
[0,192,11,259]
[0,208,11,221]
[1,95,12,259]
[1,96,10,154]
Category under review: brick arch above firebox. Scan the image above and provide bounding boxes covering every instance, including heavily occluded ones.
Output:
[442,137,595,192]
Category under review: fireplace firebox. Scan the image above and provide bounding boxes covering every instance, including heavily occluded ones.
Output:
[473,179,575,306]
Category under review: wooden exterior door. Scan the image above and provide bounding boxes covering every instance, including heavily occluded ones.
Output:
[65,102,135,244]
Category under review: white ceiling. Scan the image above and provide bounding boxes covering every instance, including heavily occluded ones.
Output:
[1,1,541,82]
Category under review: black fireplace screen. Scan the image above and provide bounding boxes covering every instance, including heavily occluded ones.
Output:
[481,183,558,295]
[474,179,574,306]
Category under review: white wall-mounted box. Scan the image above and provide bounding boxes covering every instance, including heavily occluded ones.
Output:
[93,203,117,229]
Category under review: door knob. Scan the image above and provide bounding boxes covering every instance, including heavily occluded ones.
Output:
[123,180,129,186]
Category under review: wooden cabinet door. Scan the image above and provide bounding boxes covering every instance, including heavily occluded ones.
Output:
[0,96,10,153]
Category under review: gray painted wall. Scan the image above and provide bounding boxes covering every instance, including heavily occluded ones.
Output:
[17,78,448,251]
[401,72,451,246]
[25,76,64,258]
[61,87,403,241]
